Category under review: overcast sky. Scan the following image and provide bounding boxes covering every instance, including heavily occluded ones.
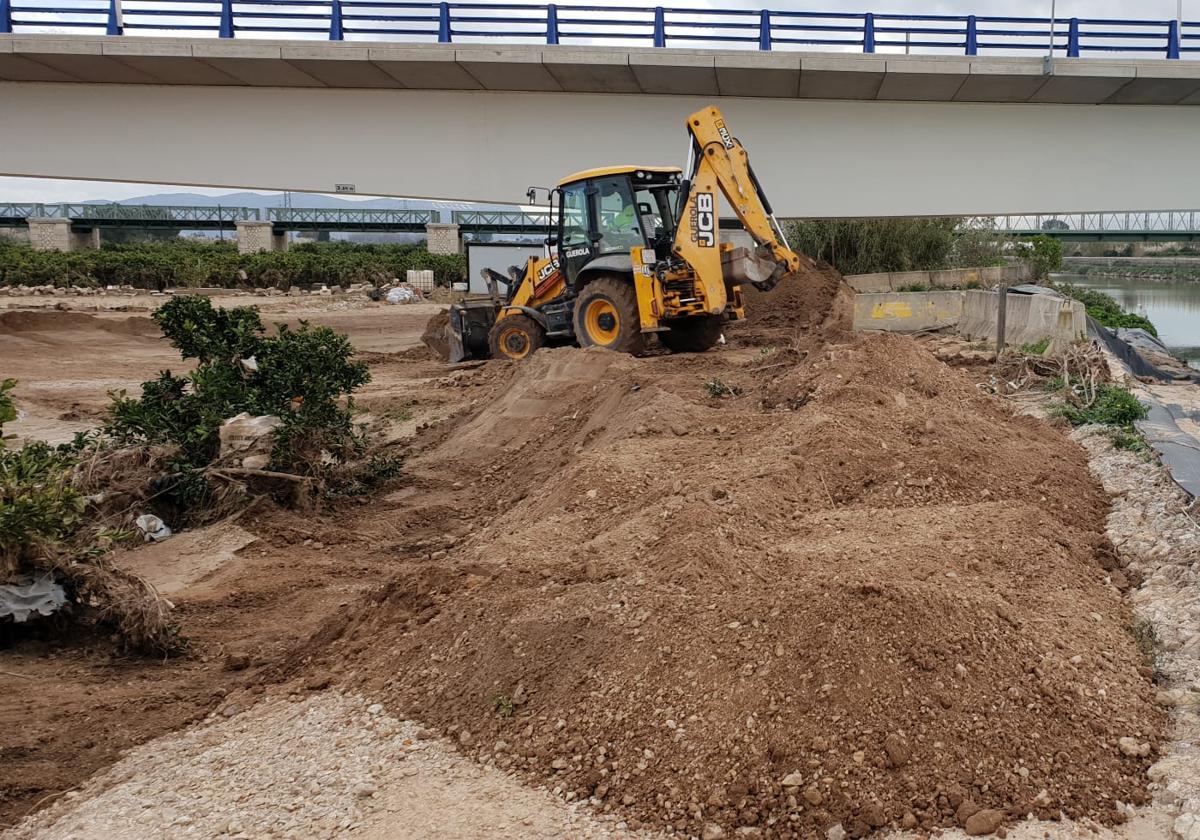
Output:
[1,0,1188,203]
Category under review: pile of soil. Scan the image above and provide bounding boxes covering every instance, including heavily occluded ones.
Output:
[313,330,1165,837]
[420,310,451,361]
[736,255,855,344]
[0,310,159,337]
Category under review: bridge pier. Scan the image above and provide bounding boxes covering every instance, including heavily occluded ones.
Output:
[425,223,461,255]
[235,220,288,255]
[26,218,99,251]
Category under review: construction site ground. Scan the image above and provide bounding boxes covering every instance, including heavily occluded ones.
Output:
[1,284,1195,840]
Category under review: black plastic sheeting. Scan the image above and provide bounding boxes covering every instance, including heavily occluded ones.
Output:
[1087,317,1199,383]
[1085,317,1200,499]
[1137,398,1200,500]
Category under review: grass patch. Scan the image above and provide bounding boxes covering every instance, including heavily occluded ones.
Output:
[1108,427,1150,454]
[705,378,741,399]
[1052,383,1148,427]
[1020,338,1051,356]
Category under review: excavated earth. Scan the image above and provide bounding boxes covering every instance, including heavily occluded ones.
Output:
[0,266,1168,837]
[286,262,1166,838]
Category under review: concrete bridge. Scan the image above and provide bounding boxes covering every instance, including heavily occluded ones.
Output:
[2,4,1200,218]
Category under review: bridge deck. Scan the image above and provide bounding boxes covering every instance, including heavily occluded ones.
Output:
[3,37,1200,105]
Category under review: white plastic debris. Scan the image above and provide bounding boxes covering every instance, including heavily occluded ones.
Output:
[135,514,173,543]
[218,412,282,458]
[386,286,416,305]
[240,355,259,373]
[0,574,67,622]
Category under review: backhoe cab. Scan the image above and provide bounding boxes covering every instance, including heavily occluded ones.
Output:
[444,105,801,362]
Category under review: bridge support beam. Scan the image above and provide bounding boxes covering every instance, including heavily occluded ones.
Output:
[235,220,287,255]
[425,222,461,255]
[26,218,99,251]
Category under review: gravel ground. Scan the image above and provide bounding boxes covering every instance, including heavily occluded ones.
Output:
[1,692,661,840]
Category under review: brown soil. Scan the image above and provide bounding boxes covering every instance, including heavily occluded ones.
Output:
[302,333,1163,835]
[421,309,452,360]
[0,287,1167,837]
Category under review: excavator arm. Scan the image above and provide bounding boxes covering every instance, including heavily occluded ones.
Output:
[672,106,802,314]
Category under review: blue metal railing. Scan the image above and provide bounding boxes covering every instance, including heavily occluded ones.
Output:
[0,2,1195,58]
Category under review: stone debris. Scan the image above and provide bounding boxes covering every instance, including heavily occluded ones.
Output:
[3,692,660,840]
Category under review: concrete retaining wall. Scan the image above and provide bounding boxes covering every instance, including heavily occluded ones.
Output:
[958,290,1086,346]
[853,291,964,333]
[846,264,1030,293]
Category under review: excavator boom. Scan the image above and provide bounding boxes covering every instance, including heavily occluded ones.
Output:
[673,106,802,312]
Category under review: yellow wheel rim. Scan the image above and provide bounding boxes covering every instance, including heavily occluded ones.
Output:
[584,299,620,345]
[497,326,532,360]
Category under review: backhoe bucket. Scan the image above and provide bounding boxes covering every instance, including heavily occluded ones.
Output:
[722,245,790,292]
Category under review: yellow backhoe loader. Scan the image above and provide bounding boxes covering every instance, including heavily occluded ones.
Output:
[444,105,803,362]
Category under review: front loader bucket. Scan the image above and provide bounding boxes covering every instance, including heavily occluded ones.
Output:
[445,301,499,362]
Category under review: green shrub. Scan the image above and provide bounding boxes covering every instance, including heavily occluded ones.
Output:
[1020,338,1050,355]
[0,240,466,290]
[1054,384,1149,427]
[107,296,370,477]
[0,378,16,449]
[786,217,959,275]
[1017,235,1063,280]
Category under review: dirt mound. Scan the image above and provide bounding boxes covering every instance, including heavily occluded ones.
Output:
[314,334,1163,838]
[737,256,854,345]
[0,310,159,338]
[421,310,451,361]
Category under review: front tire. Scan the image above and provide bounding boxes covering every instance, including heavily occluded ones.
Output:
[488,314,544,361]
[658,315,723,353]
[573,276,645,355]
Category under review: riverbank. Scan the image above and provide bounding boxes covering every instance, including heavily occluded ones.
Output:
[1054,274,1200,371]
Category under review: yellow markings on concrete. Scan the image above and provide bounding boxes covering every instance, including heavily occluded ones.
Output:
[871,301,914,319]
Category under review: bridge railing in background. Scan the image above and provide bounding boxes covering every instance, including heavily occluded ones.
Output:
[267,207,436,226]
[985,211,1200,234]
[1,2,1195,58]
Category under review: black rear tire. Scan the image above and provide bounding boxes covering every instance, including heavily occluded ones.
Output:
[573,276,645,355]
[487,314,544,361]
[658,315,723,353]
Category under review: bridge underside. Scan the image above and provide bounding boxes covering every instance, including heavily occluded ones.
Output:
[4,80,1200,218]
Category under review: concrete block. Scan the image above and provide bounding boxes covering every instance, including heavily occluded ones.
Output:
[798,55,885,100]
[958,289,1085,346]
[454,49,561,92]
[853,291,965,332]
[542,49,640,94]
[715,53,800,98]
[628,51,717,95]
[368,47,480,89]
[845,272,892,294]
[877,59,970,102]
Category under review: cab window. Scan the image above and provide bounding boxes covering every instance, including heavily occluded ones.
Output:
[593,176,643,253]
[559,182,589,248]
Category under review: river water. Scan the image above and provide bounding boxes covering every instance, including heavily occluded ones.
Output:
[1054,274,1200,371]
